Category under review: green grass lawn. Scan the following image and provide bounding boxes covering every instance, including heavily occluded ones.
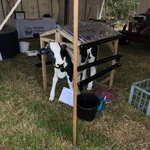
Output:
[0,39,150,150]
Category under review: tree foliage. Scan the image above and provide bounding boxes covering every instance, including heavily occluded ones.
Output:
[106,0,139,20]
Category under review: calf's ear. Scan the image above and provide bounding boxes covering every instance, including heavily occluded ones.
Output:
[61,44,67,51]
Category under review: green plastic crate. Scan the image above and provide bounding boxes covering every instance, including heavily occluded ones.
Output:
[128,79,150,117]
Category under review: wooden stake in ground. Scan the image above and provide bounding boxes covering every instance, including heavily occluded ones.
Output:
[73,0,79,146]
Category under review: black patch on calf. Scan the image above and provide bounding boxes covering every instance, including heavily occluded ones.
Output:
[60,46,73,82]
[61,44,67,51]
[80,47,88,63]
[90,46,98,60]
[80,46,98,63]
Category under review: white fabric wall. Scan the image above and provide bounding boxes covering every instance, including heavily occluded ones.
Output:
[137,0,150,14]
[69,0,104,24]
[0,0,104,25]
[0,0,59,25]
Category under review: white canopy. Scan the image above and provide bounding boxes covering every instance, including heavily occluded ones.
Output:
[137,0,150,14]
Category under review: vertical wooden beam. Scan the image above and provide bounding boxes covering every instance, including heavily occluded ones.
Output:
[42,55,47,90]
[109,39,118,88]
[40,39,47,90]
[20,0,23,11]
[84,0,88,20]
[37,0,40,18]
[50,0,53,17]
[7,0,14,25]
[68,0,73,24]
[64,0,69,25]
[1,0,6,19]
[55,30,62,43]
[73,0,78,146]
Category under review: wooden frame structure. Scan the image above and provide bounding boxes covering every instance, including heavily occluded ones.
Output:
[40,27,119,90]
[40,19,120,146]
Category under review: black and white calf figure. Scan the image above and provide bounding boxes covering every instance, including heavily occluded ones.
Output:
[38,42,97,101]
[80,45,97,90]
[47,42,73,101]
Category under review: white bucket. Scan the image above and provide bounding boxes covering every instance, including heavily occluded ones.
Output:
[19,42,30,53]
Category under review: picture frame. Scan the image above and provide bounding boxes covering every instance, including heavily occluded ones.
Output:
[14,11,25,19]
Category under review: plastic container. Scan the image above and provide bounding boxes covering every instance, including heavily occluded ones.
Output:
[95,89,115,103]
[128,79,150,117]
[77,93,100,121]
[96,96,104,112]
[19,42,30,53]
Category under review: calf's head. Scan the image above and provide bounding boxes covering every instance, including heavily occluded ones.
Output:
[48,42,66,68]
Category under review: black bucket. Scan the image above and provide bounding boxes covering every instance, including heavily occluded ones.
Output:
[77,93,100,121]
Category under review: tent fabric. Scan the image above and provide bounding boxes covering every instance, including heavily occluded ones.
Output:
[137,0,150,15]
[0,0,105,25]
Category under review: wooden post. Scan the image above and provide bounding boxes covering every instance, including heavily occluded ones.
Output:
[84,0,87,20]
[73,0,78,145]
[20,0,23,11]
[37,0,40,18]
[40,39,47,90]
[42,55,47,90]
[109,40,118,88]
[55,30,62,43]
[50,0,53,17]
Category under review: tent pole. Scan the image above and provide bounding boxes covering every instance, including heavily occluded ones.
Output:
[73,0,78,146]
[20,0,23,11]
[37,0,40,18]
[64,0,69,25]
[84,0,88,20]
[50,0,53,17]
[0,0,22,31]
[1,0,6,19]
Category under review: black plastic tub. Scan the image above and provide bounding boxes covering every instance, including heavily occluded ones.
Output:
[77,93,100,121]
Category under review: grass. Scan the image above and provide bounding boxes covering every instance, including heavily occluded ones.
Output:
[0,38,150,149]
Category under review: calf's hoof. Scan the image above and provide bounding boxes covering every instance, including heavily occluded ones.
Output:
[49,97,54,102]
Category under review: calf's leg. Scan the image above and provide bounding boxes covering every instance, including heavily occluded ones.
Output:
[49,69,58,101]
[81,69,87,81]
[87,66,96,90]
[87,50,96,90]
[67,75,73,90]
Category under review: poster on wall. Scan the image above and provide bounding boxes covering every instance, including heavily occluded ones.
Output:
[12,18,56,39]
